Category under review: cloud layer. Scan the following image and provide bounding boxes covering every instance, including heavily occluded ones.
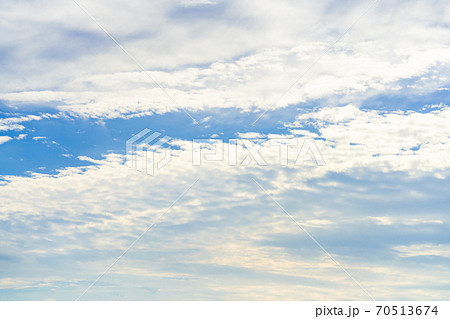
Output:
[1,0,450,301]
[1,103,450,299]
[1,0,449,118]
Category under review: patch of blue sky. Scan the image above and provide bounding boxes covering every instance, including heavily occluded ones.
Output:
[0,103,316,176]
[360,86,450,112]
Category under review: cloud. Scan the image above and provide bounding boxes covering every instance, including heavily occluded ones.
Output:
[289,103,450,176]
[1,126,450,299]
[32,136,47,141]
[0,136,12,144]
[393,244,450,258]
[369,216,443,226]
[0,0,449,118]
[1,0,450,301]
[236,132,265,139]
[1,45,449,118]
[16,134,27,140]
[180,0,217,7]
[0,113,63,131]
[0,114,41,131]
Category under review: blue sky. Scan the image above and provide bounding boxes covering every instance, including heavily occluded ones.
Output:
[1,0,450,300]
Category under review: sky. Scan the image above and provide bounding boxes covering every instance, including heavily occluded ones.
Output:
[0,0,450,300]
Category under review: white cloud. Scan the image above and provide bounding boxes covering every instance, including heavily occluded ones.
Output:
[180,0,217,7]
[1,45,449,118]
[0,113,63,131]
[289,103,450,176]
[16,134,27,140]
[0,136,12,144]
[368,216,393,226]
[0,0,449,118]
[1,127,450,299]
[393,244,450,258]
[236,132,265,139]
[369,216,443,226]
[32,136,47,141]
[1,0,450,300]
[0,114,41,131]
